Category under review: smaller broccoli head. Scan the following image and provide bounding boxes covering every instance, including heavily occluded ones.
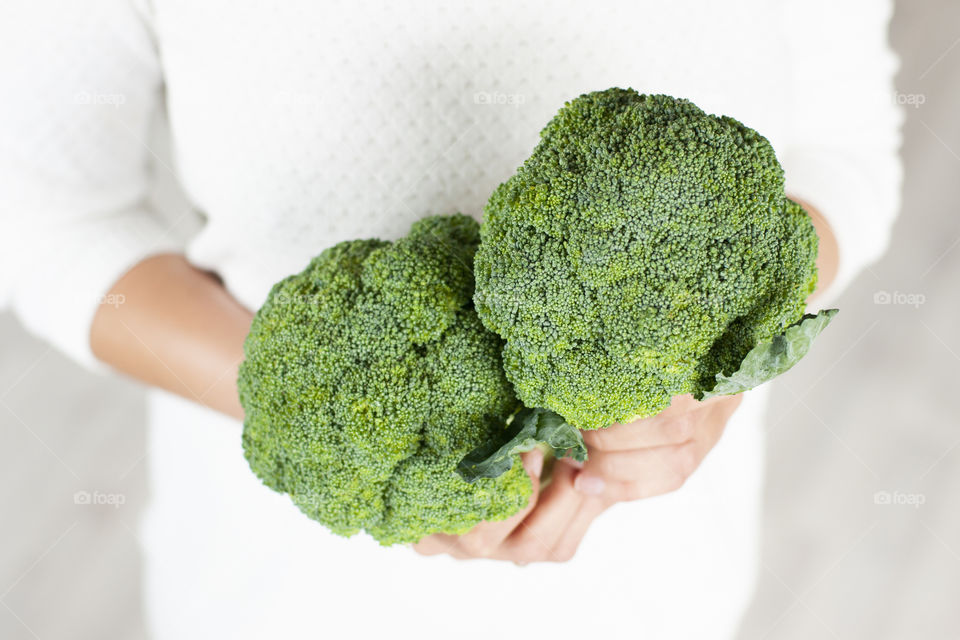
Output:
[238,214,531,545]
[474,89,820,430]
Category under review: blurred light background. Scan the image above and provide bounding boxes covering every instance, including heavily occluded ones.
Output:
[1,1,958,638]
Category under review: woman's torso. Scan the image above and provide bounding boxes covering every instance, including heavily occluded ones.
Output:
[150,0,791,310]
[142,3,791,637]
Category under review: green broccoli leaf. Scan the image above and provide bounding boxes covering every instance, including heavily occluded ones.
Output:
[699,308,838,400]
[457,407,587,482]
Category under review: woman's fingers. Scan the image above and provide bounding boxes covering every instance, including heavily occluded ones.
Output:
[452,449,544,557]
[412,533,468,558]
[548,495,607,562]
[578,394,731,452]
[574,440,700,495]
[581,413,695,451]
[500,462,585,562]
[413,450,600,564]
[574,394,745,501]
[416,395,745,562]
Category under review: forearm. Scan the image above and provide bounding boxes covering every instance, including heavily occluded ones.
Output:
[790,196,839,298]
[90,254,253,420]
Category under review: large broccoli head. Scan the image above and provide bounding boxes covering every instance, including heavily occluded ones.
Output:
[474,89,820,431]
[238,214,532,545]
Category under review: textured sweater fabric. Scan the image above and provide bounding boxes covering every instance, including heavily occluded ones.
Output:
[0,1,901,638]
[1,0,901,364]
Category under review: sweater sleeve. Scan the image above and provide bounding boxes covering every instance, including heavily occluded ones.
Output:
[779,0,904,304]
[0,0,182,370]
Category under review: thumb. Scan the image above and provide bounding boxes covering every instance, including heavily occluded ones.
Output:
[521,447,545,481]
[519,447,545,508]
[450,448,545,550]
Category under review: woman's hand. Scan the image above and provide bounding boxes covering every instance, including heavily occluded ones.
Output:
[413,448,606,564]
[414,394,741,563]
[566,394,743,503]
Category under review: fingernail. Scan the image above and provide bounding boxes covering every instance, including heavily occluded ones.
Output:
[574,474,605,495]
[524,448,544,479]
[564,457,584,469]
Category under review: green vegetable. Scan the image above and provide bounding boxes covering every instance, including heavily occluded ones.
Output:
[458,407,587,482]
[241,88,840,533]
[238,214,532,545]
[470,89,835,465]
[699,309,838,400]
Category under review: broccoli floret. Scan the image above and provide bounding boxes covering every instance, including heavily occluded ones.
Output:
[238,214,532,545]
[474,89,821,431]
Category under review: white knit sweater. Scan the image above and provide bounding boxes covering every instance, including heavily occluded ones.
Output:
[0,1,902,638]
[1,0,900,366]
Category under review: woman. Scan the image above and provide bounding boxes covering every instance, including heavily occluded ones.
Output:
[0,0,900,637]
